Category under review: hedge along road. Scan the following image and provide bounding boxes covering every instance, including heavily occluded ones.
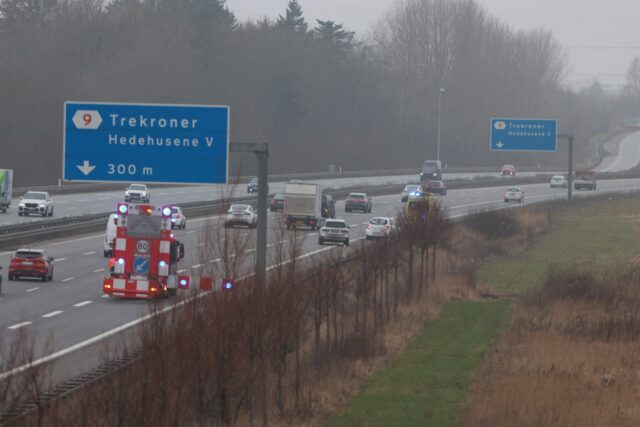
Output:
[2,177,640,386]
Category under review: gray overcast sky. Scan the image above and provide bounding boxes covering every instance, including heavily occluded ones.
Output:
[226,0,640,88]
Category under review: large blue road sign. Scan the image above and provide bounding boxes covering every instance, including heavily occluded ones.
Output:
[490,118,557,152]
[64,102,229,184]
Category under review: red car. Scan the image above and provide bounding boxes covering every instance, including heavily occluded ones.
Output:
[8,249,54,282]
[423,180,447,195]
[501,165,516,176]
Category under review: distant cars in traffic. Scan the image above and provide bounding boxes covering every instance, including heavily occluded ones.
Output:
[171,206,187,229]
[504,186,524,203]
[8,249,54,282]
[501,165,516,176]
[225,204,257,228]
[401,184,422,202]
[321,194,336,218]
[550,175,568,188]
[423,180,447,195]
[18,191,53,217]
[574,170,597,191]
[345,193,372,213]
[270,193,285,212]
[318,219,350,246]
[247,178,269,193]
[366,217,396,240]
[125,184,150,202]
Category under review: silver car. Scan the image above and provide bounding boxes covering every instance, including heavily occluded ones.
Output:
[18,191,53,217]
[550,175,568,188]
[365,217,396,240]
[225,204,257,228]
[319,219,350,246]
[401,184,422,202]
[125,184,150,202]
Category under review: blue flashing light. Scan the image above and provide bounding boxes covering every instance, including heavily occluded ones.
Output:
[225,282,233,289]
[159,261,167,268]
[118,204,128,214]
[162,206,172,217]
[117,258,125,265]
[180,279,187,286]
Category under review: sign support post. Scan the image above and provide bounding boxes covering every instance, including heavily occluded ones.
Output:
[229,143,268,286]
[558,133,573,201]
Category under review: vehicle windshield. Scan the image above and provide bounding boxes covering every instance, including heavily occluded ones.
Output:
[273,194,284,200]
[23,192,46,200]
[172,207,179,214]
[231,204,249,211]
[15,251,44,259]
[507,187,520,192]
[250,178,258,184]
[129,184,145,191]
[429,181,443,186]
[370,218,388,225]
[405,185,420,191]
[552,176,564,180]
[325,221,346,228]
[421,162,439,173]
[576,173,594,180]
[348,194,365,200]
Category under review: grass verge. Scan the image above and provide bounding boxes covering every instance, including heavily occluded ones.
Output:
[328,300,512,427]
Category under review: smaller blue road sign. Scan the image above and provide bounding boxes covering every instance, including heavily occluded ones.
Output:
[491,118,557,152]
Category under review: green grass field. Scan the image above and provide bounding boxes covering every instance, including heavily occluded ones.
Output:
[479,197,640,295]
[329,197,640,427]
[328,301,512,427]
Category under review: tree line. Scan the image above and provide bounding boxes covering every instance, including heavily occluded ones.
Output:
[0,0,627,187]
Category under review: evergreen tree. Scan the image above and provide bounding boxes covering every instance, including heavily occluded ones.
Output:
[276,0,306,33]
[315,19,354,55]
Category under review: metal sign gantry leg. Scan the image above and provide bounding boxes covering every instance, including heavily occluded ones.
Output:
[229,143,268,285]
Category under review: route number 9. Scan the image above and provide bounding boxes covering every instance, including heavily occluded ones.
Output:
[83,114,92,126]
[71,110,102,130]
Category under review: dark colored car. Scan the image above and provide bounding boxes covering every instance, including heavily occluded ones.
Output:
[247,178,269,193]
[424,180,447,195]
[270,193,285,212]
[321,194,336,218]
[345,193,372,213]
[8,249,54,282]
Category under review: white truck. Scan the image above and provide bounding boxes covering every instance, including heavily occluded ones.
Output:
[284,181,322,230]
[0,169,13,213]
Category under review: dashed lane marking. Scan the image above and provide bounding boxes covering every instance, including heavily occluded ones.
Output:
[73,300,93,307]
[8,322,31,330]
[62,277,75,282]
[26,287,39,293]
[42,311,64,318]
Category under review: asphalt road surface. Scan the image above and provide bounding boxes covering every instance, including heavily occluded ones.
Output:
[1,176,640,382]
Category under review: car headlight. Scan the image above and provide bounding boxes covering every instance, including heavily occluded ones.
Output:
[19,203,25,207]
[39,204,46,208]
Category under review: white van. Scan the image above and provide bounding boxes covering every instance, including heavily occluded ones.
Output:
[103,214,118,257]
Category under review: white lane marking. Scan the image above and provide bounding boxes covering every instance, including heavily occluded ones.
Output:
[191,264,203,269]
[94,268,104,273]
[198,243,205,247]
[186,231,196,234]
[97,197,110,200]
[53,257,67,263]
[26,287,40,293]
[245,249,256,253]
[73,300,93,307]
[57,201,69,204]
[210,258,221,263]
[77,199,89,202]
[83,251,96,255]
[62,277,75,282]
[42,310,64,318]
[8,322,32,330]
[177,269,186,273]
[101,294,109,298]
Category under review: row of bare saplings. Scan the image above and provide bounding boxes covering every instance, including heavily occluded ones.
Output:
[1,198,452,427]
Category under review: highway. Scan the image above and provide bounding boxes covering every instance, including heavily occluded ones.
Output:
[2,176,640,381]
[0,171,551,228]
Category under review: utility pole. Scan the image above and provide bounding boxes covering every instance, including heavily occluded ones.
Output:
[436,88,445,161]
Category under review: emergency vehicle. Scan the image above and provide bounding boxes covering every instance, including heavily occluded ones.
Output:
[103,203,189,299]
